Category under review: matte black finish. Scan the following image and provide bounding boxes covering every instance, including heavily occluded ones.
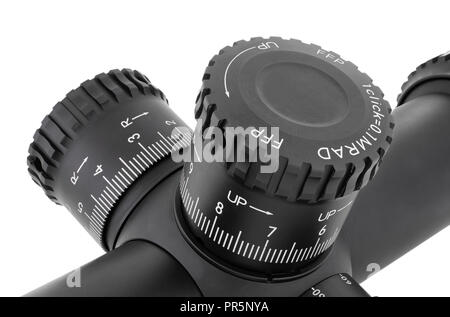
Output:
[195,37,393,201]
[398,51,450,103]
[346,52,450,281]
[24,41,450,297]
[179,161,357,277]
[27,69,191,248]
[25,240,201,297]
[185,38,393,276]
[347,93,450,282]
[114,172,355,296]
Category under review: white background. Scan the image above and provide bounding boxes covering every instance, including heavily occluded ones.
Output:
[1,0,449,297]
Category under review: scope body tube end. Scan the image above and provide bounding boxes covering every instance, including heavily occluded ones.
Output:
[346,92,450,282]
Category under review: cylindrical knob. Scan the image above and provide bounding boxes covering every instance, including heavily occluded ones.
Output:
[177,37,394,279]
[27,69,191,248]
[398,51,450,104]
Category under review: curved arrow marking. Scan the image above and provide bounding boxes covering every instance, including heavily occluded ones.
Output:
[224,46,256,98]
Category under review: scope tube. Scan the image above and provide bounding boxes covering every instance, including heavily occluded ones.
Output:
[346,93,450,282]
[25,240,202,297]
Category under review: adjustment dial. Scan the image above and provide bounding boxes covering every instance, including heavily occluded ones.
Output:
[177,37,394,279]
[28,69,191,248]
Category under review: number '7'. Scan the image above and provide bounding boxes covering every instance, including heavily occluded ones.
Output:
[267,226,277,238]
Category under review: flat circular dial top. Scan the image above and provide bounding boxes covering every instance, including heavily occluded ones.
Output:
[196,37,394,201]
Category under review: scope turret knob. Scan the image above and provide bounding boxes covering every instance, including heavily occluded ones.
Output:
[398,52,450,104]
[177,37,394,279]
[28,69,191,248]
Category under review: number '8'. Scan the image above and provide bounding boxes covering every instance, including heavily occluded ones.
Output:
[216,202,224,215]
